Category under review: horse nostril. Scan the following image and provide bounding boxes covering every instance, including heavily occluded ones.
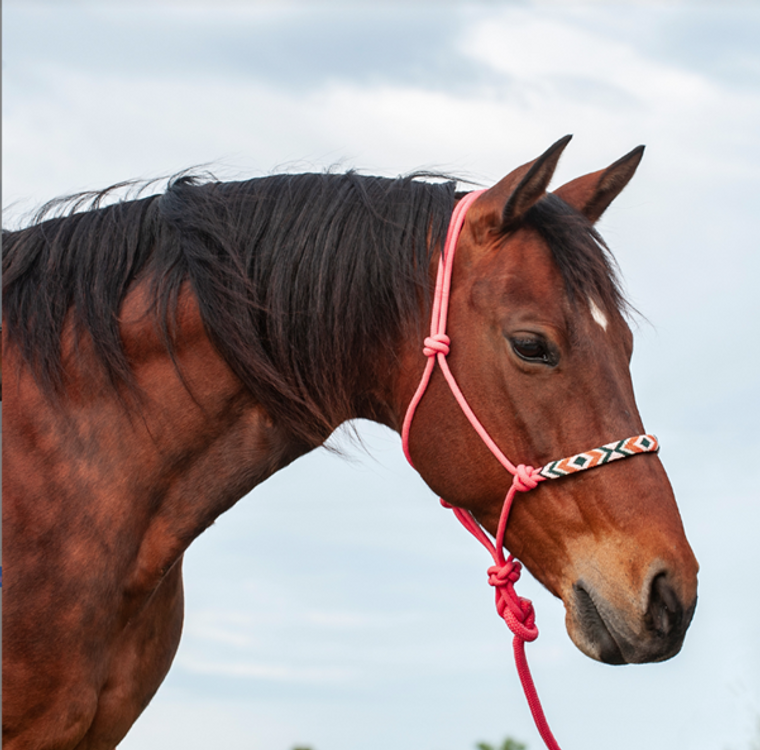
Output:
[647,573,684,638]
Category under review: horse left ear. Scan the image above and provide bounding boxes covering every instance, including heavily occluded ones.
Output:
[554,145,645,224]
[468,135,572,240]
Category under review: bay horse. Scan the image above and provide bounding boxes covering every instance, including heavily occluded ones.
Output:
[2,136,698,749]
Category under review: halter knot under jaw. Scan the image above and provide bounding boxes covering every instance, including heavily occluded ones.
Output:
[423,333,450,357]
[487,559,539,643]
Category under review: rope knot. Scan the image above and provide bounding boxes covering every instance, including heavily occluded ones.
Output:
[487,558,539,642]
[487,560,520,588]
[512,464,542,493]
[423,334,450,358]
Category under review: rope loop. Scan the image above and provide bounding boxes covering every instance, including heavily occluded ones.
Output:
[423,333,450,358]
[506,598,539,643]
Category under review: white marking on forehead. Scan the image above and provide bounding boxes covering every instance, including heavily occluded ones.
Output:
[589,298,608,331]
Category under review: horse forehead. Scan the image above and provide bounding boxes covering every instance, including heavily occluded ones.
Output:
[463,231,628,342]
[465,231,567,311]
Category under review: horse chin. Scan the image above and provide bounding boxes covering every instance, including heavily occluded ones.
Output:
[564,581,697,665]
[566,584,627,664]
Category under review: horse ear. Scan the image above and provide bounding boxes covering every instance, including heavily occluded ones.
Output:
[471,135,572,235]
[553,145,645,224]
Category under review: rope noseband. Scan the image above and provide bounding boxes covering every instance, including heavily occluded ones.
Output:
[401,189,659,750]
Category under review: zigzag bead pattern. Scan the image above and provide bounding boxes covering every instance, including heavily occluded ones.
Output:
[538,434,659,480]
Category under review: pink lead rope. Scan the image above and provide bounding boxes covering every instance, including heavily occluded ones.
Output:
[401,189,660,750]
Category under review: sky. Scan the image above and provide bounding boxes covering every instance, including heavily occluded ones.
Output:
[3,2,760,750]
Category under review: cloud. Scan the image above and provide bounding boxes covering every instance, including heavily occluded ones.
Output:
[176,656,357,684]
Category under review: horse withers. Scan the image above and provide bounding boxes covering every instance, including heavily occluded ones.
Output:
[2,137,698,749]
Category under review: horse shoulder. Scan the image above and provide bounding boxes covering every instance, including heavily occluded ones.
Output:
[2,283,307,748]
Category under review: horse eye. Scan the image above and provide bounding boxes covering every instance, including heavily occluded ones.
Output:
[511,337,554,365]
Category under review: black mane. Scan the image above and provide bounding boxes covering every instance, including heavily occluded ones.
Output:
[3,172,456,444]
[2,171,626,446]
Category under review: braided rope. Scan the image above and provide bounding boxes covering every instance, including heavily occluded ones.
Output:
[401,190,659,750]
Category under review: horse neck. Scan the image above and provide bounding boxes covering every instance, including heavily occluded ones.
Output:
[14,281,310,598]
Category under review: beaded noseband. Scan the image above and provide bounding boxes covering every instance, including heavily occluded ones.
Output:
[401,190,659,750]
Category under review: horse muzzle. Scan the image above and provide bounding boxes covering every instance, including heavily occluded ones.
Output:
[567,568,698,665]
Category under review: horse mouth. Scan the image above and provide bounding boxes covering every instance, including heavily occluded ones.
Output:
[572,583,626,664]
[570,578,697,665]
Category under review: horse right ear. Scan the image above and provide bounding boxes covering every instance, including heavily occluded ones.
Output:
[469,135,572,237]
[554,145,645,224]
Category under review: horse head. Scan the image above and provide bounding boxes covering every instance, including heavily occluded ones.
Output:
[399,137,698,665]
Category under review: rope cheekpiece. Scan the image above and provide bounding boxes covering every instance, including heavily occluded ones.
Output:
[401,190,660,750]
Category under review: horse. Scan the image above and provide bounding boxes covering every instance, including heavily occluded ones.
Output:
[2,136,698,749]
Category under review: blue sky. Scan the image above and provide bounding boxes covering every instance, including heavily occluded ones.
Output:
[4,3,760,750]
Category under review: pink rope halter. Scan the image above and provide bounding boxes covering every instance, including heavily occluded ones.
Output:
[401,189,659,750]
